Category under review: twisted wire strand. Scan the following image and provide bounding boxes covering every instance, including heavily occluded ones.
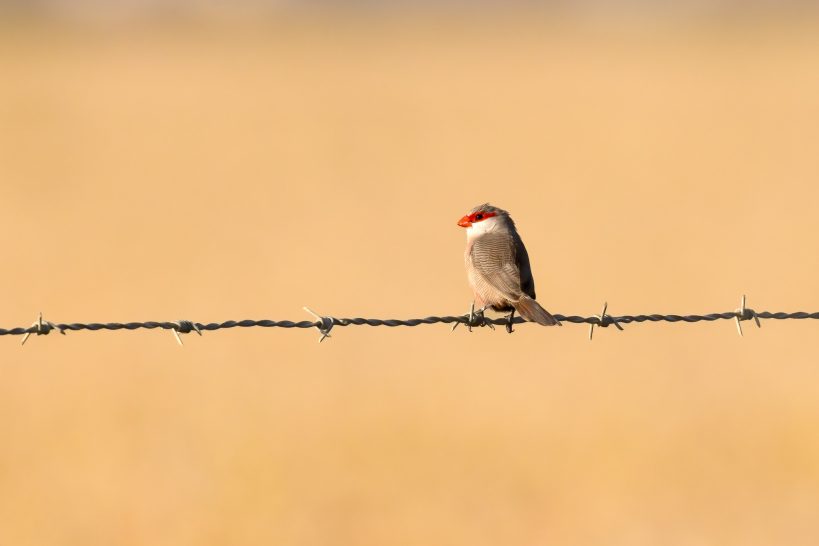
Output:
[2,311,818,338]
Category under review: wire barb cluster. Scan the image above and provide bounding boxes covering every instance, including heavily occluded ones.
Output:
[171,320,202,346]
[2,296,817,346]
[19,312,65,346]
[588,302,624,341]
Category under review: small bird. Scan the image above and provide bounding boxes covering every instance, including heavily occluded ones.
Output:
[457,203,559,331]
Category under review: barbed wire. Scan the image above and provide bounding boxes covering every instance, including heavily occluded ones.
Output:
[2,296,817,345]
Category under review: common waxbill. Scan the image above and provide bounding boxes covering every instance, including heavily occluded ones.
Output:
[457,203,559,329]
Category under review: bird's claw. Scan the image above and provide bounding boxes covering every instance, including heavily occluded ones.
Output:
[505,309,515,334]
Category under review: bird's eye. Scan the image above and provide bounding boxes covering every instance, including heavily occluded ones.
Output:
[475,214,483,220]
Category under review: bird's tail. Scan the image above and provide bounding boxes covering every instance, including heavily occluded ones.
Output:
[515,295,560,326]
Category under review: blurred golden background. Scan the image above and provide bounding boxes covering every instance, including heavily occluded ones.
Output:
[2,3,819,544]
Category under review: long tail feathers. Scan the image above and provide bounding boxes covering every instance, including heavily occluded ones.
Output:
[515,295,560,326]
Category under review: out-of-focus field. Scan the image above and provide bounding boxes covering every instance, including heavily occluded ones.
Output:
[1,15,819,545]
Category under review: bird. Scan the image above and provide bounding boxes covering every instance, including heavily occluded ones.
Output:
[457,203,559,332]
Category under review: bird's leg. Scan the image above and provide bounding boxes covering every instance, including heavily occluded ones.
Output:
[467,301,475,332]
[451,301,477,332]
[505,308,516,334]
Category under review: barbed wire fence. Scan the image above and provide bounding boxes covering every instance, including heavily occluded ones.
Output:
[2,296,818,346]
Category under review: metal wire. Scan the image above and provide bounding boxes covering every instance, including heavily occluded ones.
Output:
[2,296,817,344]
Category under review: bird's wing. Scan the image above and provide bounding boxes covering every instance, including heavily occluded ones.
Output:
[511,229,536,299]
[469,232,524,302]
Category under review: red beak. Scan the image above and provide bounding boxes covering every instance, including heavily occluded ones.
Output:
[457,215,471,228]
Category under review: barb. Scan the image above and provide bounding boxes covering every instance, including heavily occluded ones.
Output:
[2,298,818,344]
[588,302,624,341]
[734,294,761,337]
[171,319,202,345]
[450,302,494,333]
[303,307,334,343]
[20,312,65,346]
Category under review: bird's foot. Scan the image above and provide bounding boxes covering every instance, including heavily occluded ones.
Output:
[452,303,491,332]
[479,308,494,330]
[505,309,515,334]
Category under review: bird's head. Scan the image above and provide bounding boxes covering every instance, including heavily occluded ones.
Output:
[457,203,511,235]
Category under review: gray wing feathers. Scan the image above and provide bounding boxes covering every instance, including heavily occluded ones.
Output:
[468,233,524,304]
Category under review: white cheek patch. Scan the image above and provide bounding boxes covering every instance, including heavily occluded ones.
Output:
[467,217,500,237]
